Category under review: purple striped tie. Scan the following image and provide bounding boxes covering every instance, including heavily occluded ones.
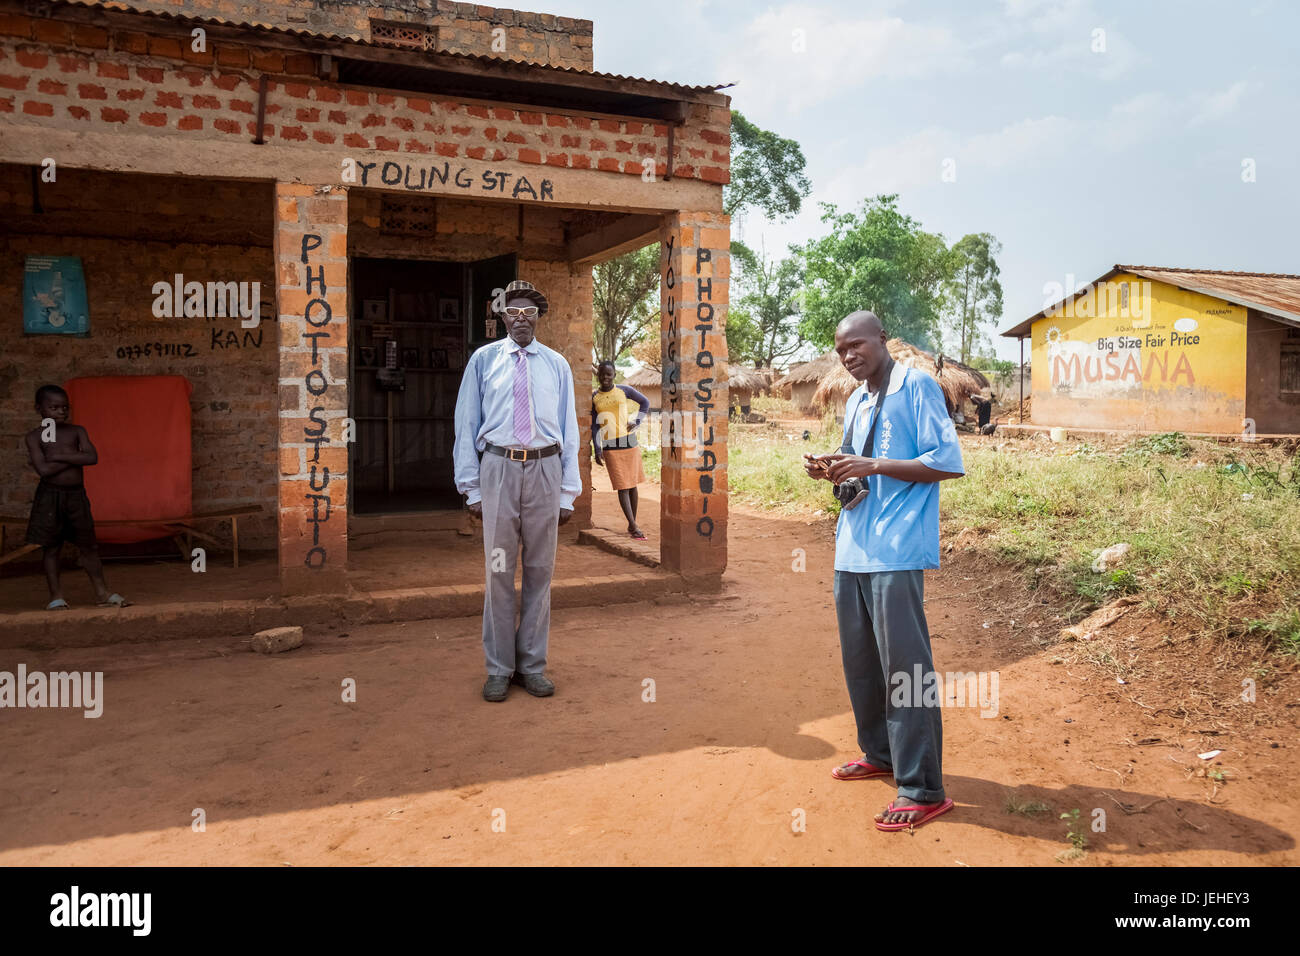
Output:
[512,348,531,445]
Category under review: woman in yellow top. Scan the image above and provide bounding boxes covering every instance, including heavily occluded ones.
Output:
[592,360,651,540]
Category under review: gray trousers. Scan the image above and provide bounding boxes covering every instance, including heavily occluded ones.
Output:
[479,451,562,676]
[833,569,945,804]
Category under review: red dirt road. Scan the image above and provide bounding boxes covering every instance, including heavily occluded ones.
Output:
[0,481,1295,865]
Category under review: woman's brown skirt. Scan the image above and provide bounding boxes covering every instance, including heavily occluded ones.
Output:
[602,445,646,491]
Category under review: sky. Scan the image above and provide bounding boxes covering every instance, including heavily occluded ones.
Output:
[552,0,1299,361]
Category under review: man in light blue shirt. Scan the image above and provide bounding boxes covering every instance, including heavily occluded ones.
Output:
[804,311,965,832]
[453,279,581,702]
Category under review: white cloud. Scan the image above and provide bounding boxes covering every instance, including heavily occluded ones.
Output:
[965,115,1074,167]
[1189,80,1249,127]
[1103,82,1252,136]
[1100,91,1170,150]
[1000,0,1088,33]
[996,0,1138,78]
[819,115,1073,198]
[1109,91,1169,116]
[720,4,970,112]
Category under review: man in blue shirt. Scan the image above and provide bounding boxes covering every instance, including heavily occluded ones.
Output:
[454,279,581,702]
[804,311,965,831]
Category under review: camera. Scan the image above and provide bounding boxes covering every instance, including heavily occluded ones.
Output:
[834,477,869,510]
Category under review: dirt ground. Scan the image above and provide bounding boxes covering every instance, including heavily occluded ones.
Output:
[0,474,1296,866]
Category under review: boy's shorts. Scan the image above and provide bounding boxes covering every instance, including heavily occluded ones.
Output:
[25,481,98,550]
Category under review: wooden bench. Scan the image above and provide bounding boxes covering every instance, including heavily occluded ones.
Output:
[0,505,262,569]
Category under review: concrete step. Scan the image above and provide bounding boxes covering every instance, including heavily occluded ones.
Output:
[577,528,659,569]
[0,569,683,650]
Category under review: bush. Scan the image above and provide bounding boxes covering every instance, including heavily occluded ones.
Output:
[1123,431,1192,459]
[943,440,1300,649]
[1248,609,1300,658]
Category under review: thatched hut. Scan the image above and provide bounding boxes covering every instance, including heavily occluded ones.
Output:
[623,363,770,416]
[774,351,841,415]
[623,365,662,411]
[812,339,991,419]
[727,365,769,416]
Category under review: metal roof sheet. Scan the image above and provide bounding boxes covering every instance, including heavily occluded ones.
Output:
[1002,264,1300,336]
[51,0,733,97]
[1119,265,1300,325]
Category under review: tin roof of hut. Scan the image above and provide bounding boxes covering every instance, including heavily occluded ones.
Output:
[1002,264,1300,336]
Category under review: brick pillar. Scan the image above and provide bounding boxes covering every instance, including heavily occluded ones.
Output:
[659,211,729,584]
[273,183,349,596]
[566,262,596,533]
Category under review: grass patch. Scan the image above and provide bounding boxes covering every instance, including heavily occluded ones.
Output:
[726,413,845,516]
[713,421,1300,654]
[1123,431,1193,459]
[1004,794,1052,816]
[1075,568,1140,604]
[729,435,840,515]
[641,444,661,479]
[940,436,1300,651]
[1247,608,1300,657]
[750,394,799,419]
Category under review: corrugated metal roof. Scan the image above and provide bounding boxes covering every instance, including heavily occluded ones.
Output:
[57,0,357,43]
[1002,264,1300,336]
[1119,265,1300,325]
[51,0,734,96]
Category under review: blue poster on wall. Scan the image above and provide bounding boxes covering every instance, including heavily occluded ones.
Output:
[23,256,89,335]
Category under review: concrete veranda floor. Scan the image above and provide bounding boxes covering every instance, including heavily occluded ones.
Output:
[0,472,659,616]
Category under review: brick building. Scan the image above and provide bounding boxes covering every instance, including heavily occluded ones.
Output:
[1002,266,1300,436]
[0,0,731,595]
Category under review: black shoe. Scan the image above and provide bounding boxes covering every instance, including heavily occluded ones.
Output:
[511,672,555,697]
[483,675,510,702]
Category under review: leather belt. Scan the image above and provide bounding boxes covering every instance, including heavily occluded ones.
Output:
[484,442,560,462]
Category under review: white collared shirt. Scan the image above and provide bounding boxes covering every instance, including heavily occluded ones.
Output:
[846,361,908,452]
[452,336,581,508]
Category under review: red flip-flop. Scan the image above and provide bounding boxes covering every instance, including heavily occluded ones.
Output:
[831,759,893,781]
[630,530,648,540]
[874,797,954,831]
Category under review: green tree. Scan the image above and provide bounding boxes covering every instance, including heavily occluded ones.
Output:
[592,244,659,363]
[621,111,810,365]
[727,241,805,368]
[798,195,951,349]
[942,233,1003,364]
[725,110,812,222]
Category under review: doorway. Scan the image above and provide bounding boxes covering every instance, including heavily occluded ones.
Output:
[349,255,516,514]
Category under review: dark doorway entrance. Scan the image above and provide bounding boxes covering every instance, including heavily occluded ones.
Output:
[349,255,515,514]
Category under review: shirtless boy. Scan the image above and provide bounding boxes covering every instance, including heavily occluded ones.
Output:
[24,384,128,610]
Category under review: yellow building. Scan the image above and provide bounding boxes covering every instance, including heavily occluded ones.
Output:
[1002,266,1300,435]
